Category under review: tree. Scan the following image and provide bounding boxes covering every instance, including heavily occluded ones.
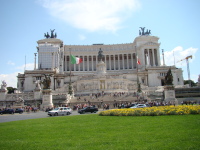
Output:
[164,68,173,85]
[184,80,197,87]
[7,87,17,94]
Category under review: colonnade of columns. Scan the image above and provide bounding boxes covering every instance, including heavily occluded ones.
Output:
[144,49,159,66]
[63,53,138,72]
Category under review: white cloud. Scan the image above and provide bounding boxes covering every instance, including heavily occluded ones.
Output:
[0,72,19,88]
[191,74,199,83]
[37,0,140,32]
[0,63,35,88]
[161,46,198,82]
[78,34,86,40]
[161,46,198,67]
[7,61,15,66]
[15,63,35,71]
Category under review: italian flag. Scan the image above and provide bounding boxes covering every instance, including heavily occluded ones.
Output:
[70,55,83,64]
[137,55,141,65]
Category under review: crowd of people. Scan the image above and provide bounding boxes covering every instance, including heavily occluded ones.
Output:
[76,92,133,100]
[71,99,200,112]
[20,106,39,112]
[1,99,199,113]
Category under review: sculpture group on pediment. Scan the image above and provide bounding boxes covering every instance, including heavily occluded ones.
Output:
[44,29,57,39]
[139,27,151,36]
[35,80,41,90]
[1,80,7,90]
[41,74,52,89]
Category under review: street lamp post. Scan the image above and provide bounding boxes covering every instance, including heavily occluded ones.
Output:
[34,53,37,70]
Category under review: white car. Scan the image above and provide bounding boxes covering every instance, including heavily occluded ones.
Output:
[130,104,149,108]
[48,107,72,116]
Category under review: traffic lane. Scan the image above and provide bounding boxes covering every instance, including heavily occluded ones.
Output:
[0,110,103,123]
[0,111,48,123]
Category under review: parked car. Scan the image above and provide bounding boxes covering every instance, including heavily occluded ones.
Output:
[14,108,24,114]
[124,103,137,108]
[0,109,14,115]
[78,106,98,114]
[48,107,72,116]
[130,104,150,108]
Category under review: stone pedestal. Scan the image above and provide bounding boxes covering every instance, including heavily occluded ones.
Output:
[34,89,42,100]
[34,80,42,100]
[96,60,106,76]
[0,89,7,101]
[164,85,178,105]
[41,89,53,109]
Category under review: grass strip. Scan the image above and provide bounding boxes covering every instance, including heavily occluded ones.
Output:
[0,114,199,150]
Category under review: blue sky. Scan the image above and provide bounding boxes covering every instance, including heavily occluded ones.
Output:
[0,0,199,88]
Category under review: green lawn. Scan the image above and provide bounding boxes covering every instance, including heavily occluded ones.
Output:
[0,114,199,150]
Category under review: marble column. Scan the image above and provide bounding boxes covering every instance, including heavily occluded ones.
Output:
[152,49,155,66]
[87,55,89,71]
[78,55,80,71]
[122,54,124,69]
[131,53,134,69]
[109,55,111,70]
[118,54,120,70]
[148,49,151,66]
[114,55,116,70]
[92,55,94,71]
[83,56,85,71]
[127,54,129,69]
[105,55,107,69]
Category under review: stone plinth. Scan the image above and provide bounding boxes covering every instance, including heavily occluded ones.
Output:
[41,89,53,109]
[164,85,178,105]
[34,89,42,100]
[96,60,106,75]
[0,89,7,101]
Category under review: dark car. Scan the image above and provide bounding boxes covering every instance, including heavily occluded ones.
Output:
[14,108,24,114]
[0,109,14,115]
[78,107,98,114]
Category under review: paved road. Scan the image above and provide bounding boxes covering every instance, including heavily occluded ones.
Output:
[0,110,102,123]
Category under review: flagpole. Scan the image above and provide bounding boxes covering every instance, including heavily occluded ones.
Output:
[135,46,141,102]
[135,46,138,102]
[69,48,72,83]
[136,46,138,85]
[68,48,73,95]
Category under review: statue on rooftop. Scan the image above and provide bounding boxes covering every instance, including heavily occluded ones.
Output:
[44,29,57,38]
[98,48,104,61]
[50,29,55,38]
[139,27,151,36]
[44,32,50,38]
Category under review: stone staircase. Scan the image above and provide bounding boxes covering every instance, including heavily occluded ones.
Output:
[68,93,138,105]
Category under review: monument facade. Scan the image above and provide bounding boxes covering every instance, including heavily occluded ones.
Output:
[0,28,186,108]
